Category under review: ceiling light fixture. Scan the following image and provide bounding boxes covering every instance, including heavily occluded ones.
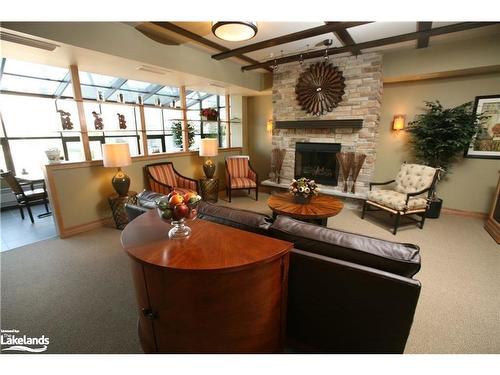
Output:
[0,31,59,51]
[211,22,257,42]
[136,65,170,75]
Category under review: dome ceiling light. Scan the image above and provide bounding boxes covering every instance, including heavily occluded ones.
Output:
[211,22,258,42]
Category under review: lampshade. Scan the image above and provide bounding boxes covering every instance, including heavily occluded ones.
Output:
[199,138,219,157]
[102,143,132,168]
[393,115,406,131]
[212,22,257,41]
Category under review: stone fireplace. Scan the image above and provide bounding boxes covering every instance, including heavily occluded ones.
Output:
[270,52,383,196]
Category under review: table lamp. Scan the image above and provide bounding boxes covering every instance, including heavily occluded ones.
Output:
[102,143,132,196]
[199,138,218,179]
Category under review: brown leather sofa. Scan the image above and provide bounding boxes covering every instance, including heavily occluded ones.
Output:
[125,191,422,354]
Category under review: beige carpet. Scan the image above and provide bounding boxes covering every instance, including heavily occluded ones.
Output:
[1,192,499,353]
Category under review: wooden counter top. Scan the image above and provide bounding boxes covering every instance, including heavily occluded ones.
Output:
[121,209,292,271]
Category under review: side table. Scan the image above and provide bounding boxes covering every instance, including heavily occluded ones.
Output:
[200,178,219,203]
[108,191,138,229]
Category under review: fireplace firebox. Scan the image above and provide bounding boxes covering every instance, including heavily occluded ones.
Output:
[294,142,341,185]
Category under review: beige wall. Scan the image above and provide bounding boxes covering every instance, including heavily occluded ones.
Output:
[376,72,500,214]
[48,149,241,234]
[383,33,500,81]
[246,95,273,180]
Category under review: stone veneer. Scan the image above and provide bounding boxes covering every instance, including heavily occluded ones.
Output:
[272,52,383,195]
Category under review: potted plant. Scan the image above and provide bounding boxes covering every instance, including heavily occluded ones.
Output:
[407,100,486,218]
[200,107,219,121]
[172,121,195,150]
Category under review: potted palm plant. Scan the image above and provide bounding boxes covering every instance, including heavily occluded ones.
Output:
[407,100,486,218]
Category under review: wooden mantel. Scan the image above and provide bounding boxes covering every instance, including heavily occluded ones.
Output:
[275,119,363,129]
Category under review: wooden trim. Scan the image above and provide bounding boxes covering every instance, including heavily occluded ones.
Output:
[152,22,272,72]
[138,105,149,157]
[441,207,487,219]
[43,164,64,237]
[225,94,231,148]
[383,65,500,84]
[44,147,244,171]
[70,65,92,161]
[275,119,363,129]
[179,85,189,152]
[242,22,498,71]
[416,22,432,49]
[212,22,370,60]
[59,217,113,239]
[333,28,360,55]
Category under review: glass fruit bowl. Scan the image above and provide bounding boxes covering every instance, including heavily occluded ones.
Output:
[156,191,202,239]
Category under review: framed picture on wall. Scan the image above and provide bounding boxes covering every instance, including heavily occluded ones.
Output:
[465,94,500,159]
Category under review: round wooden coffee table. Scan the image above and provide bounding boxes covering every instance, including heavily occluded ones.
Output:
[267,193,343,226]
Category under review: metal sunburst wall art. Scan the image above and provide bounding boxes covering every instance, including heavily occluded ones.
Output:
[295,61,346,116]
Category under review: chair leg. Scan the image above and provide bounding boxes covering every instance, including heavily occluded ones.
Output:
[26,203,35,224]
[393,212,400,235]
[44,201,50,213]
[361,201,367,219]
[228,187,232,203]
[255,188,258,201]
[248,189,251,194]
[420,212,426,229]
[19,206,25,220]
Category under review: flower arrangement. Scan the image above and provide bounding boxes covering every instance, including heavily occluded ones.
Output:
[200,107,219,121]
[289,177,319,204]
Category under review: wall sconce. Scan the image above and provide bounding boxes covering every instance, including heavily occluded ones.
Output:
[392,115,406,131]
[266,119,273,133]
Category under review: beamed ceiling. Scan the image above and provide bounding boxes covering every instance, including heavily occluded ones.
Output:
[133,21,500,73]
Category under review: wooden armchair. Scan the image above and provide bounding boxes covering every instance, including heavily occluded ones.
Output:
[361,163,439,234]
[0,171,50,223]
[145,162,198,195]
[225,156,258,202]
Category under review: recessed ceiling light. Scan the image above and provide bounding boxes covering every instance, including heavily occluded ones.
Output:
[208,82,225,88]
[136,65,171,75]
[0,31,59,51]
[211,22,257,42]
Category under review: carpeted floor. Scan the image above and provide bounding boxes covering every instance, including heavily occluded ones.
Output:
[1,192,499,353]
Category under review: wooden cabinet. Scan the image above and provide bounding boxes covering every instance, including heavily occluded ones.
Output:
[121,210,292,353]
[485,173,500,244]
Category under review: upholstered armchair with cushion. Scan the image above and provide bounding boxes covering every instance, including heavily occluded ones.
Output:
[225,156,258,202]
[145,162,198,195]
[362,163,439,234]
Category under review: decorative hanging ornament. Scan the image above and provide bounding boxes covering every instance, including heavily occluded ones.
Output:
[295,61,346,116]
[57,110,73,130]
[117,113,127,129]
[92,111,104,130]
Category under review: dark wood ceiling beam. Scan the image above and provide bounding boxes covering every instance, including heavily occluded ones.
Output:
[211,22,371,60]
[242,22,498,71]
[151,22,272,72]
[416,22,433,48]
[333,28,360,55]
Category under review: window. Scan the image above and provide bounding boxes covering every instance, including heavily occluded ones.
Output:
[144,106,183,154]
[0,93,84,175]
[0,58,243,173]
[185,91,228,150]
[84,102,141,159]
[0,58,72,98]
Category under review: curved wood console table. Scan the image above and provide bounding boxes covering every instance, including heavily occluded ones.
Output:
[121,210,292,353]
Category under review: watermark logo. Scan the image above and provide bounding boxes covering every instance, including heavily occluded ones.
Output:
[1,329,50,353]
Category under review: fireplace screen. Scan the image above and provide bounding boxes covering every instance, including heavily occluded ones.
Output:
[294,142,341,185]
